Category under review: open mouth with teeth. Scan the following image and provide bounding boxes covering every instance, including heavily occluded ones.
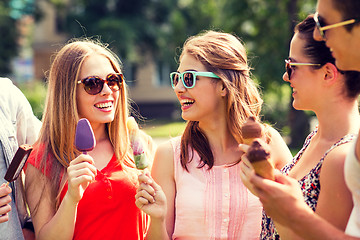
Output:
[95,102,113,110]
[181,99,195,107]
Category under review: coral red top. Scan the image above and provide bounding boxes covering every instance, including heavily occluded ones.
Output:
[26,145,148,240]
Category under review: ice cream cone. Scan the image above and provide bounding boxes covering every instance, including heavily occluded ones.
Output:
[241,116,264,145]
[246,138,274,180]
[251,160,275,180]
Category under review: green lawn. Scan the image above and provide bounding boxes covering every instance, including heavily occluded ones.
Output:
[141,120,297,156]
[141,120,186,138]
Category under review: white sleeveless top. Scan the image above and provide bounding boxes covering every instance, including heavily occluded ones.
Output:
[345,139,360,237]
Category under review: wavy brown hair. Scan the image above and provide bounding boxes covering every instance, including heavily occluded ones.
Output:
[31,38,136,211]
[179,30,264,170]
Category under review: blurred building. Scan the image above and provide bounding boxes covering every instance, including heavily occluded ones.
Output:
[32,0,179,120]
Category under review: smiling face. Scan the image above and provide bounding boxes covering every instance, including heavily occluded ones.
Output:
[174,52,225,123]
[315,0,360,71]
[283,33,324,111]
[76,53,120,127]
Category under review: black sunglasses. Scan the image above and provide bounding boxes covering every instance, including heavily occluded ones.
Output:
[285,59,321,80]
[77,73,124,95]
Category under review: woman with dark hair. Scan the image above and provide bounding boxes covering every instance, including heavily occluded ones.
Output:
[257,15,360,239]
[135,30,292,239]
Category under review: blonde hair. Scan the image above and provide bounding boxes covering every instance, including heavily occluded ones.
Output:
[179,30,263,170]
[35,38,137,209]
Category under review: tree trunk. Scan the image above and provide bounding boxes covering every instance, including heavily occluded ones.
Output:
[288,98,310,149]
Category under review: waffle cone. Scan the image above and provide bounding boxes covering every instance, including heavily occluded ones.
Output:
[251,160,274,180]
[243,138,257,145]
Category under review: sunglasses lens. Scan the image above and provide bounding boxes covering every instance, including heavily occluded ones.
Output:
[106,74,121,91]
[285,62,292,79]
[183,72,194,88]
[314,13,325,37]
[170,73,179,88]
[83,77,104,95]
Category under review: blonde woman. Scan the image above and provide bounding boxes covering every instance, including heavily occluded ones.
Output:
[25,39,153,240]
[135,30,292,239]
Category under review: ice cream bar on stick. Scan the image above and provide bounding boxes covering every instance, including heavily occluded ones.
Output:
[241,116,263,145]
[75,118,96,154]
[127,117,149,170]
[4,144,33,185]
[246,139,275,180]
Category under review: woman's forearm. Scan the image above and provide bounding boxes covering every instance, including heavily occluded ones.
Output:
[145,217,170,240]
[278,207,359,240]
[35,193,78,240]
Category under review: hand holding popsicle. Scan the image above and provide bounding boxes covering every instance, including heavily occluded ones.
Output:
[0,183,12,223]
[127,117,149,170]
[135,172,167,219]
[66,118,97,203]
[1,145,30,222]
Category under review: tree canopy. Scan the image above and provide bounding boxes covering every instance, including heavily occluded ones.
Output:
[54,0,318,147]
[5,0,318,147]
[0,0,18,74]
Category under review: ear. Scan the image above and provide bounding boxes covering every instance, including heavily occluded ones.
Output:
[219,82,227,97]
[322,63,339,85]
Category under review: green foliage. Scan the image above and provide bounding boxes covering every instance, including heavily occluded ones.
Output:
[261,82,291,131]
[46,0,319,147]
[0,0,18,74]
[18,80,47,120]
[63,0,177,63]
[220,0,317,89]
[217,0,317,145]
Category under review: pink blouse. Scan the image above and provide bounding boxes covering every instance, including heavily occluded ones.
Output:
[171,137,262,240]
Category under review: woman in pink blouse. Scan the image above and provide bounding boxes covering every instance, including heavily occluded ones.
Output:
[135,30,292,240]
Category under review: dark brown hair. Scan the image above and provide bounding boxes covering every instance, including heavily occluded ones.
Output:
[332,0,360,31]
[296,15,360,98]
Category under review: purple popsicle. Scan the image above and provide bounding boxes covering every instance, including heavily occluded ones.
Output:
[75,118,96,153]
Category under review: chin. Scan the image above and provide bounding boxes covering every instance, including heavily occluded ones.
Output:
[181,115,190,121]
[181,113,195,122]
[98,115,115,124]
[105,116,115,123]
[335,58,360,71]
[292,102,302,111]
